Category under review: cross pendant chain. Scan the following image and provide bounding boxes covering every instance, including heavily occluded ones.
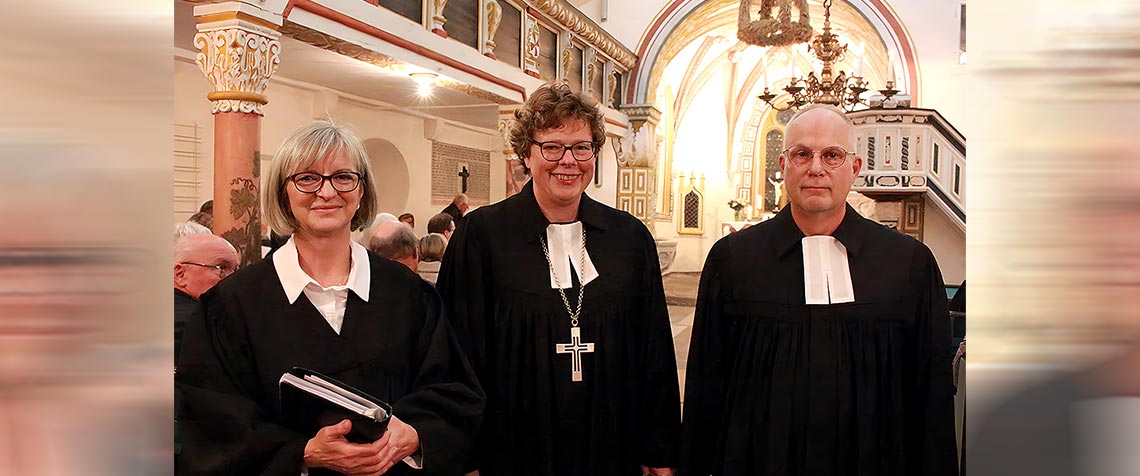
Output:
[555,326,595,382]
[540,226,595,381]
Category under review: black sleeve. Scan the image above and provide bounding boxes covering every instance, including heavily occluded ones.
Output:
[906,244,960,476]
[636,226,682,469]
[434,212,494,472]
[392,282,486,475]
[679,239,733,476]
[175,294,309,476]
[435,212,492,385]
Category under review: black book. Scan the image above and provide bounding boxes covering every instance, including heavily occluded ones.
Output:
[278,367,391,443]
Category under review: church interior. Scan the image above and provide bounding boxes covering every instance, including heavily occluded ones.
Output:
[174,0,968,465]
[174,0,965,284]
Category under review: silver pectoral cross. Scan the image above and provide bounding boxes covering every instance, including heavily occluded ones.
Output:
[555,326,595,382]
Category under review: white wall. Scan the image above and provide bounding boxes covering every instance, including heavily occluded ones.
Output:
[174,56,503,238]
[924,196,966,285]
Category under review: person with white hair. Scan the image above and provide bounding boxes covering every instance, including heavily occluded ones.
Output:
[173,233,238,361]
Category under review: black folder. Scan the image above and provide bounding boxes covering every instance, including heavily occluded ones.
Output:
[279,367,391,443]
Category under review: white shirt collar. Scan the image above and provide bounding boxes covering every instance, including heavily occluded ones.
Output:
[273,237,371,304]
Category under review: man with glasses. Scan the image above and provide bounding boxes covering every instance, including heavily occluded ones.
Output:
[173,232,238,362]
[680,105,958,476]
[437,82,679,476]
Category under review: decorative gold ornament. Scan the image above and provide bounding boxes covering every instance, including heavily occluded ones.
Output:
[483,0,503,57]
[737,0,813,47]
[758,0,901,112]
[532,0,637,69]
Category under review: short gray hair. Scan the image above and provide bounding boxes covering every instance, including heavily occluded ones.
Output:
[262,121,379,235]
[368,222,418,260]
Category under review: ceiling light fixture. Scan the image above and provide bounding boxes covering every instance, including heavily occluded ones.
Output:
[409,72,439,96]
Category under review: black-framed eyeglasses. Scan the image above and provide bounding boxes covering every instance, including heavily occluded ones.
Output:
[287,171,363,193]
[180,261,236,278]
[531,140,596,162]
[782,145,852,169]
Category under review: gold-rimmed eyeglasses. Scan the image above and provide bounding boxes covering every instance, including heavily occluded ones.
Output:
[180,261,236,278]
[782,145,853,169]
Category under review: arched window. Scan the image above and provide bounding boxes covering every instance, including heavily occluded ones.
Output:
[764,129,784,212]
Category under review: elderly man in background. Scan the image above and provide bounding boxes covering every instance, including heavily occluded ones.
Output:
[367,220,420,272]
[440,193,469,228]
[173,233,238,362]
[427,212,457,240]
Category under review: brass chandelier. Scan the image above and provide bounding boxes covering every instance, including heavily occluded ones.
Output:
[756,0,900,112]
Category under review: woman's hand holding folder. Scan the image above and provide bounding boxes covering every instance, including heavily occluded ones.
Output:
[302,419,388,475]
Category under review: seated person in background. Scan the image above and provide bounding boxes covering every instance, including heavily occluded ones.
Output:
[174,221,211,239]
[398,212,415,230]
[368,221,419,272]
[416,233,447,284]
[177,120,484,476]
[427,213,456,241]
[173,232,238,362]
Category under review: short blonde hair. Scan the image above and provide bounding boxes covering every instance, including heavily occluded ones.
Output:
[262,121,379,235]
[418,233,448,262]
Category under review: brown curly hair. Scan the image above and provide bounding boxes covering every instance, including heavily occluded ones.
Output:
[509,82,607,174]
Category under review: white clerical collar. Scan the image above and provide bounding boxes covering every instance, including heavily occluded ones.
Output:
[545,222,599,289]
[802,235,854,304]
[273,237,371,303]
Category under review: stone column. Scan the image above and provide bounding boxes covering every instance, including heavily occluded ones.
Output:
[616,104,662,234]
[498,105,527,198]
[193,4,281,266]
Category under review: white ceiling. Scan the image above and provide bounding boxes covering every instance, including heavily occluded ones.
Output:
[175,1,500,129]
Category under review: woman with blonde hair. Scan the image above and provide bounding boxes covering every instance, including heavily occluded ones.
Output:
[177,120,483,476]
[416,233,447,284]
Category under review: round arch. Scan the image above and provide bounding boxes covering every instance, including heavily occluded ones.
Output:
[362,138,410,213]
[629,0,920,105]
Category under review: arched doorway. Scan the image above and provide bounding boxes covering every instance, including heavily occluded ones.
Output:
[363,138,410,213]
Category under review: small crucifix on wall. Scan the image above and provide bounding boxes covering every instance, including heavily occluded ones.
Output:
[457,165,471,193]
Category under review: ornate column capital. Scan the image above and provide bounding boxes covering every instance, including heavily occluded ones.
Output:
[619,103,662,133]
[194,5,281,115]
[617,104,663,169]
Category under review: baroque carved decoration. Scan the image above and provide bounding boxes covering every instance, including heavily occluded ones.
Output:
[607,70,619,106]
[737,0,813,47]
[561,46,573,80]
[583,48,598,96]
[428,0,450,36]
[483,0,503,57]
[194,27,281,115]
[524,16,541,77]
[532,0,636,69]
[437,80,516,105]
[279,22,400,70]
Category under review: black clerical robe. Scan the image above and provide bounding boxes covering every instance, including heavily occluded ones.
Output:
[680,205,958,476]
[176,251,484,476]
[436,181,681,476]
[441,203,465,229]
[174,288,197,363]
